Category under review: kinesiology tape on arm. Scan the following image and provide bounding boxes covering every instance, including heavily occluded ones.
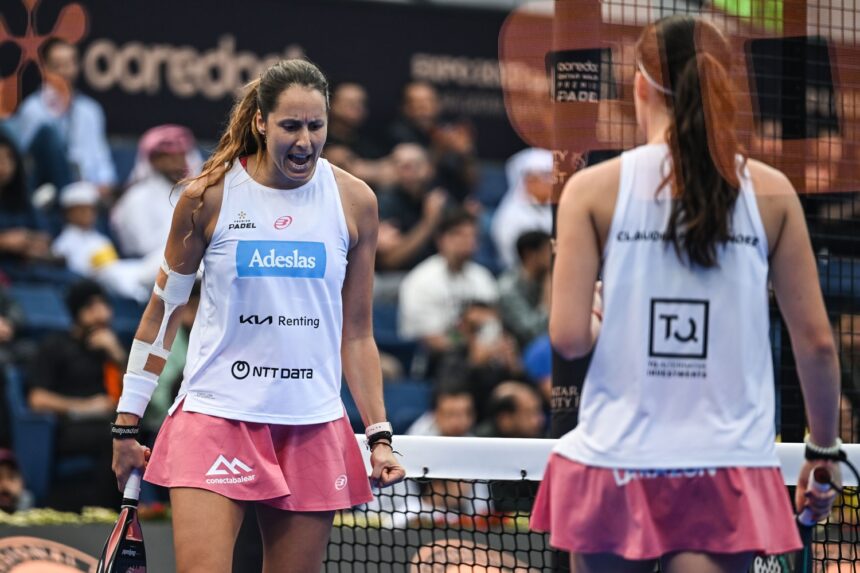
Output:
[117,260,196,417]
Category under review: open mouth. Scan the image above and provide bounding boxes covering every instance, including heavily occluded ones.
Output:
[287,153,312,171]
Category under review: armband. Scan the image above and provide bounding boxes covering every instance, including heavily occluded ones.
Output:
[117,259,195,417]
[804,436,846,462]
[151,260,195,353]
[111,423,140,440]
[116,372,158,418]
[366,422,394,448]
[365,422,393,438]
[153,259,196,307]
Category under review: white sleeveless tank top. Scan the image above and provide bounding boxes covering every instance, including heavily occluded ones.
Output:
[554,143,778,468]
[170,158,350,424]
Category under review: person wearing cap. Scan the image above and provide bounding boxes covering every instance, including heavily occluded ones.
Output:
[0,449,33,513]
[52,182,151,302]
[111,125,202,259]
[27,279,125,510]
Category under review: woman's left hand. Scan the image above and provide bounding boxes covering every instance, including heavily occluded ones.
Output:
[369,443,405,488]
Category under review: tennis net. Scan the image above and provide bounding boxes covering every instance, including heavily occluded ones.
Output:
[325,437,859,572]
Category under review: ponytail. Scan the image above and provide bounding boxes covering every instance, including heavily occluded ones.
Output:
[182,79,265,197]
[640,16,744,268]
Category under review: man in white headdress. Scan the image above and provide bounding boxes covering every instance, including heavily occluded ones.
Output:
[110,125,202,258]
[490,148,553,270]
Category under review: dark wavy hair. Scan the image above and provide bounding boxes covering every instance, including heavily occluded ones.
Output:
[0,133,30,213]
[636,16,744,268]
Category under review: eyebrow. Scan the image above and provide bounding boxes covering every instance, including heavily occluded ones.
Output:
[279,117,326,122]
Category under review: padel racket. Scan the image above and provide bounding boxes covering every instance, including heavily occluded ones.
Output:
[96,468,146,573]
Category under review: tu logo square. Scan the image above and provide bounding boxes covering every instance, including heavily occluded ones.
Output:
[648,299,709,359]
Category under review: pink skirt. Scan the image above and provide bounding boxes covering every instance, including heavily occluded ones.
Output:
[144,401,373,511]
[530,454,801,560]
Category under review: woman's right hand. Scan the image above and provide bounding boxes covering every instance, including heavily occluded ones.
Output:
[795,459,841,523]
[112,438,150,493]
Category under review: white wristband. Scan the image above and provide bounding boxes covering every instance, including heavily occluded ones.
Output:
[804,435,843,455]
[117,372,158,418]
[365,422,393,437]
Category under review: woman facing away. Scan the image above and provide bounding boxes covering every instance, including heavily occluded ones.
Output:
[531,15,843,573]
[110,59,404,572]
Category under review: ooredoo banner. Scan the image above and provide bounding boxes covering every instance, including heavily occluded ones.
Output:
[2,0,523,159]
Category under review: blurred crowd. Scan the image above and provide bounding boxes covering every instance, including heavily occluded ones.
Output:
[0,37,857,518]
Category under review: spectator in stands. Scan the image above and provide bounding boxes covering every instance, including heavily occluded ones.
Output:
[475,381,545,513]
[327,82,385,160]
[522,334,552,403]
[27,279,126,510]
[0,287,28,449]
[475,381,545,439]
[0,449,33,513]
[388,82,477,201]
[52,182,151,302]
[749,117,783,158]
[0,286,25,365]
[323,84,394,189]
[406,383,476,437]
[805,128,843,194]
[111,125,201,259]
[498,231,551,348]
[389,81,441,150]
[838,314,859,443]
[491,148,553,270]
[839,313,859,389]
[0,133,52,263]
[431,115,479,202]
[377,143,449,272]
[435,301,524,413]
[12,38,116,196]
[399,210,497,354]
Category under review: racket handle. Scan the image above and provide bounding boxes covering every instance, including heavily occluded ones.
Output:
[123,468,142,503]
[797,466,832,527]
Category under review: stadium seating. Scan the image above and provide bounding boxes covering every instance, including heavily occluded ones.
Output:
[4,366,99,504]
[341,378,431,434]
[8,283,72,336]
[5,366,56,502]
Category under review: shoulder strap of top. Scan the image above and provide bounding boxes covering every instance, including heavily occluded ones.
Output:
[735,159,769,260]
[603,147,639,259]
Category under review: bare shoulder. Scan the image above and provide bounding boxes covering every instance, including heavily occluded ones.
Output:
[174,174,225,238]
[744,158,801,253]
[331,164,378,216]
[746,159,795,199]
[561,156,622,207]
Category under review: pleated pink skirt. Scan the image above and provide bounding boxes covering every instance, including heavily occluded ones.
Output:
[530,453,802,560]
[145,401,372,511]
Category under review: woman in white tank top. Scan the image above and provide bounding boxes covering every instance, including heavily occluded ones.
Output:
[530,16,843,573]
[110,60,405,572]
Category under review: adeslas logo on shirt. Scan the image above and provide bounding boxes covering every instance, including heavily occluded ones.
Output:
[236,241,326,278]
